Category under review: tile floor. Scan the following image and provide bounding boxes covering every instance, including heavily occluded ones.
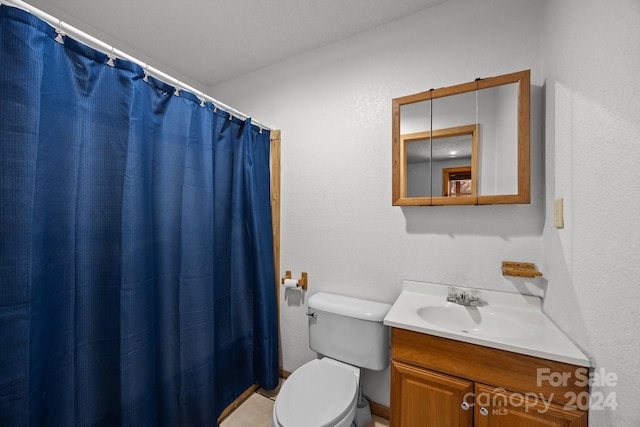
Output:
[220,386,390,427]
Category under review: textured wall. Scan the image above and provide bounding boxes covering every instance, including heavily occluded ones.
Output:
[540,0,640,425]
[212,0,545,407]
[212,1,640,423]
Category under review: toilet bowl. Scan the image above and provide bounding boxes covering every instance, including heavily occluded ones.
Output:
[272,358,360,427]
[272,292,391,427]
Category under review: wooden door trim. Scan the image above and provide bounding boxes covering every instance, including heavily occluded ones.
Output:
[270,130,282,369]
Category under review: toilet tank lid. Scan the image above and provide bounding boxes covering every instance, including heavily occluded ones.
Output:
[308,292,391,322]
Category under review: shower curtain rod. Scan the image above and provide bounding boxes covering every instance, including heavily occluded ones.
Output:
[0,0,271,131]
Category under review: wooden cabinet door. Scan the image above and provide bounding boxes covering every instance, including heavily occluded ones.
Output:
[474,384,587,427]
[391,361,473,427]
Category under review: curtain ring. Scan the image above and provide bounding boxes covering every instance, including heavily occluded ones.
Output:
[106,47,116,67]
[54,20,65,44]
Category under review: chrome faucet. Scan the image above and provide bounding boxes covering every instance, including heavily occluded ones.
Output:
[446,287,485,307]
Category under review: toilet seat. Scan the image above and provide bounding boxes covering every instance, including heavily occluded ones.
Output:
[274,359,358,427]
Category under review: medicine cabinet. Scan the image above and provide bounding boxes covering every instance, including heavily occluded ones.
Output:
[392,70,530,206]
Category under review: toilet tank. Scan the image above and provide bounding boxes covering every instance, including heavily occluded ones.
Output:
[308,292,391,371]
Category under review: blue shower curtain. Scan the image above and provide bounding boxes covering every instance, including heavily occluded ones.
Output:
[0,6,278,426]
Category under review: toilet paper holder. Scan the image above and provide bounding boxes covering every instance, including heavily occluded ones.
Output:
[281,270,308,291]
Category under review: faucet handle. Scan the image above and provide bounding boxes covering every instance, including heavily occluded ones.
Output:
[469,289,483,306]
[446,287,459,302]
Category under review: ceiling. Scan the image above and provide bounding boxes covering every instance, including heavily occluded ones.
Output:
[23,0,447,89]
[406,134,472,163]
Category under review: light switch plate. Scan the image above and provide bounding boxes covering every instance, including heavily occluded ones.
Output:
[554,198,564,228]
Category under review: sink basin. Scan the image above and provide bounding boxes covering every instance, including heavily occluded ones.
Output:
[417,304,535,339]
[383,281,592,367]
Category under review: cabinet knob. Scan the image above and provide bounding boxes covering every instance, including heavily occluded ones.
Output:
[480,407,489,416]
[460,401,470,411]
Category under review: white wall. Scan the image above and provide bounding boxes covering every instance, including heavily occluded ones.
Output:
[541,0,640,425]
[211,0,640,423]
[212,0,545,408]
[406,161,430,198]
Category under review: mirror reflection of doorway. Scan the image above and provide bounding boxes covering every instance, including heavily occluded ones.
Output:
[443,166,472,197]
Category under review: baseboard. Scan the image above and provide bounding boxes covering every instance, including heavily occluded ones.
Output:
[217,384,260,424]
[220,369,292,423]
[279,368,291,379]
[369,400,390,420]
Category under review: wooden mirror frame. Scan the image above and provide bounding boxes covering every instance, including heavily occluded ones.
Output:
[392,69,530,206]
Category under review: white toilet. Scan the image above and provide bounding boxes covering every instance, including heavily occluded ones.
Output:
[273,292,391,427]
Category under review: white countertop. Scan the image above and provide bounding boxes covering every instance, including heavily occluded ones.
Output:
[383,281,592,367]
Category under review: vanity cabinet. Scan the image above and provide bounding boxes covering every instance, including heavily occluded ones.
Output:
[390,328,588,427]
[391,361,473,426]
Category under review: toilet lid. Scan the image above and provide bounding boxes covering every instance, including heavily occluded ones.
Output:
[275,359,358,427]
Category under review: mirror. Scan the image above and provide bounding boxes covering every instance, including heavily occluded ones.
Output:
[403,124,478,201]
[392,70,530,206]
